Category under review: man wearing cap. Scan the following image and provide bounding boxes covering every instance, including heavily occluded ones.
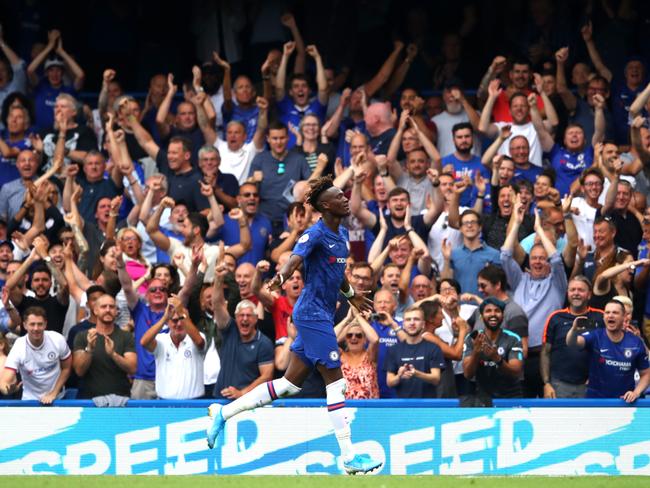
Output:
[27,30,84,130]
[462,297,525,399]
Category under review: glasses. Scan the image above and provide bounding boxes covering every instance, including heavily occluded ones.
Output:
[241,192,259,198]
[461,220,480,227]
[351,274,372,281]
[440,287,456,295]
[148,286,168,293]
[121,236,139,242]
[346,333,363,339]
[170,317,184,324]
[583,181,602,187]
[277,162,285,175]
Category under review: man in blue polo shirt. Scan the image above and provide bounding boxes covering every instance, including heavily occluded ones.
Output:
[567,299,650,401]
[274,42,328,149]
[441,209,500,295]
[248,122,311,235]
[216,182,271,265]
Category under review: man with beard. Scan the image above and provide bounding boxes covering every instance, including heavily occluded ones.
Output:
[0,306,71,402]
[386,306,444,398]
[502,199,567,397]
[432,84,481,158]
[441,122,490,208]
[462,297,525,399]
[72,294,136,399]
[0,149,39,222]
[469,265,529,357]
[567,299,650,401]
[6,239,69,335]
[541,276,604,399]
[441,209,500,296]
[216,182,272,265]
[274,43,328,149]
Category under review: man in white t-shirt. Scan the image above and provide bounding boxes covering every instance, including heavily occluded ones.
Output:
[570,167,605,250]
[0,306,71,402]
[479,80,558,167]
[141,296,206,400]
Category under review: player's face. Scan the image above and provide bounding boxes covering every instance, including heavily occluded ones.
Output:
[235,306,258,337]
[568,280,591,309]
[603,303,625,332]
[25,314,47,344]
[320,187,350,217]
[403,310,425,336]
[481,304,503,330]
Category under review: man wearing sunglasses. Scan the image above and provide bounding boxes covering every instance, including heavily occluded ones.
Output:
[116,245,197,399]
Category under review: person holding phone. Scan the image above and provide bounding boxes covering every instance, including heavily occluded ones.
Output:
[462,297,525,399]
[541,276,605,399]
[567,299,650,401]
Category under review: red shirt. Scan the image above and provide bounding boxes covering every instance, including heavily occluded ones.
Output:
[492,88,544,123]
[272,295,294,341]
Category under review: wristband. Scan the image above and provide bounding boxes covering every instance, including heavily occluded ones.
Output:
[342,285,355,299]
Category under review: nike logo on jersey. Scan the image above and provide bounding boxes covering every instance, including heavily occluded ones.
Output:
[328,244,336,248]
[600,349,608,353]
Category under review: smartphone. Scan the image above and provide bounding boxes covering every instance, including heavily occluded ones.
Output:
[575,316,596,330]
[469,329,481,340]
[370,312,382,322]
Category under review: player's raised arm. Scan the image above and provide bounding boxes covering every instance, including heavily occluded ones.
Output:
[267,254,303,292]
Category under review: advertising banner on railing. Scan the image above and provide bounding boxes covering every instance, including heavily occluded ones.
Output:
[1,406,650,475]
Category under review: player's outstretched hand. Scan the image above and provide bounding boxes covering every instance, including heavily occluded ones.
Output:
[266,274,283,292]
[349,292,373,313]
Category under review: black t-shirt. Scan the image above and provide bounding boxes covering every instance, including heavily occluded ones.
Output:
[463,329,524,398]
[369,128,396,156]
[155,149,210,212]
[8,206,65,246]
[598,209,643,258]
[542,308,604,384]
[214,170,239,200]
[371,214,430,246]
[76,174,122,225]
[41,125,98,167]
[73,326,135,399]
[18,294,68,334]
[385,340,445,398]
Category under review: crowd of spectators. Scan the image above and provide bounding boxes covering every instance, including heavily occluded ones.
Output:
[0,2,650,405]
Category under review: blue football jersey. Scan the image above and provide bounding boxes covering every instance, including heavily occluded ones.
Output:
[582,328,650,398]
[292,219,349,322]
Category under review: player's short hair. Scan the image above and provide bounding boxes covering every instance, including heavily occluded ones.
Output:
[606,299,626,314]
[350,261,373,275]
[22,306,47,322]
[306,176,334,213]
[460,209,481,226]
[381,263,400,276]
[268,120,288,133]
[579,166,604,185]
[198,145,219,160]
[86,285,107,298]
[235,299,257,315]
[509,91,528,106]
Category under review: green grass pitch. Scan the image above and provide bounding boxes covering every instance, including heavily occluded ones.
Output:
[2,476,650,488]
